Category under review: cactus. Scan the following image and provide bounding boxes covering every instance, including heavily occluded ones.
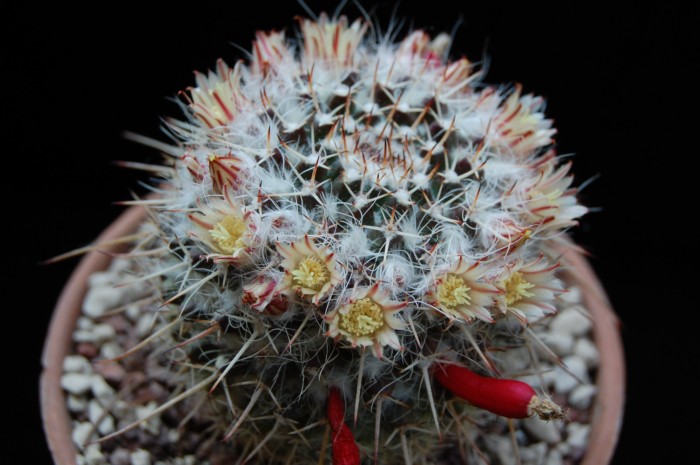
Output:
[103,12,586,464]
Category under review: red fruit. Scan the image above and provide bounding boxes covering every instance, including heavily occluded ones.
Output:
[432,363,564,420]
[327,388,360,465]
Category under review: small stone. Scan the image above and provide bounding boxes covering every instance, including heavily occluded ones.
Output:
[550,307,592,337]
[553,355,589,394]
[99,342,123,361]
[523,417,562,444]
[125,304,141,321]
[136,314,155,338]
[111,399,132,419]
[94,362,126,383]
[72,421,94,450]
[484,436,516,465]
[77,454,87,465]
[89,271,117,287]
[92,376,116,406]
[555,440,571,456]
[520,442,547,464]
[88,400,115,435]
[574,337,599,369]
[93,323,117,341]
[62,373,94,395]
[130,449,151,465]
[64,355,93,374]
[167,428,180,442]
[84,444,107,465]
[109,448,131,465]
[567,422,591,449]
[74,329,98,343]
[77,317,94,330]
[83,283,123,318]
[545,449,564,465]
[136,401,162,435]
[569,384,597,410]
[76,342,99,358]
[67,394,88,413]
[539,333,574,357]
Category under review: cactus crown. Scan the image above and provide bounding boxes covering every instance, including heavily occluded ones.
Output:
[123,12,586,464]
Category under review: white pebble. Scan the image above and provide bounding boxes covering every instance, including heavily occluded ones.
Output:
[484,436,517,465]
[111,399,131,419]
[77,317,94,330]
[553,355,589,394]
[83,284,124,318]
[545,448,563,465]
[62,373,94,395]
[567,422,591,449]
[523,417,562,444]
[72,421,94,450]
[88,400,115,435]
[569,384,598,410]
[91,376,116,406]
[550,307,592,337]
[125,304,141,321]
[555,440,571,456]
[100,342,122,360]
[136,314,155,337]
[67,394,88,413]
[539,332,574,357]
[88,271,117,287]
[73,329,98,343]
[574,337,600,368]
[109,448,131,465]
[167,429,180,442]
[92,324,117,341]
[520,442,547,464]
[136,401,162,435]
[84,444,107,465]
[130,449,151,465]
[63,355,93,374]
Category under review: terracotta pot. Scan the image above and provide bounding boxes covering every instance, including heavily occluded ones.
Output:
[41,206,625,465]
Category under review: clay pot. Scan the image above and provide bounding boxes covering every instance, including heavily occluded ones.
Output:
[41,206,625,465]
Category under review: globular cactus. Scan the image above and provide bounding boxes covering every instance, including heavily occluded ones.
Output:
[113,12,586,464]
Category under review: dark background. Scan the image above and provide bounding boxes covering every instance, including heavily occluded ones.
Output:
[9,1,694,463]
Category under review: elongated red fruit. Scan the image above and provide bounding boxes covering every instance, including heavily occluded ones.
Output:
[432,363,564,420]
[327,388,360,465]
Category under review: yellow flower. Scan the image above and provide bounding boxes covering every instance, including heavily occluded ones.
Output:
[277,236,342,305]
[326,284,406,358]
[188,188,258,266]
[496,255,564,322]
[427,258,499,323]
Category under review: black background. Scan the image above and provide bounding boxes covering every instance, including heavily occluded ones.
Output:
[9,1,694,463]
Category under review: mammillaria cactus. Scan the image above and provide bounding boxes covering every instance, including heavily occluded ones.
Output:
[99,12,588,464]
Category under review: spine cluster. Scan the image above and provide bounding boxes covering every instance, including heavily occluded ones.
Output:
[124,13,586,464]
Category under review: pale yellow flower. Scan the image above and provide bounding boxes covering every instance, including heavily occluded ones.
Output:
[277,236,343,305]
[427,258,499,323]
[496,255,564,322]
[188,188,258,266]
[326,284,406,358]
